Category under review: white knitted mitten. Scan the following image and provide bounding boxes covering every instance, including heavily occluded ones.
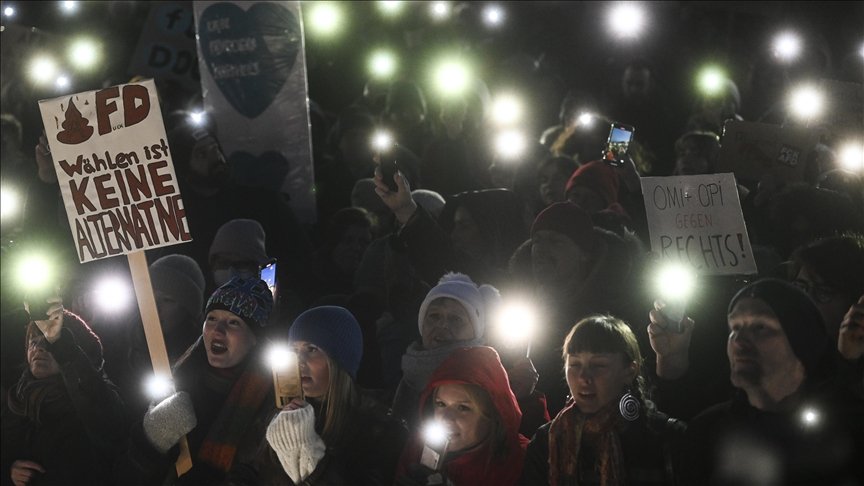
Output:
[265,403,326,483]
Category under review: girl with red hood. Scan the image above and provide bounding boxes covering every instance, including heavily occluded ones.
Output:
[396,346,529,486]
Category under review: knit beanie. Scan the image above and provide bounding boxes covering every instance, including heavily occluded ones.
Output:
[208,219,268,265]
[417,273,501,341]
[411,189,447,219]
[531,202,599,252]
[728,278,830,380]
[288,306,363,380]
[204,277,273,332]
[564,160,621,208]
[149,255,206,320]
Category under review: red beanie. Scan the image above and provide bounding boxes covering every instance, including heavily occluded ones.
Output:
[564,160,621,208]
[530,202,598,251]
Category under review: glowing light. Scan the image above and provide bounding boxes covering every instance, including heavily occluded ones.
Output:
[788,84,824,122]
[266,343,296,371]
[860,42,864,60]
[1,186,20,220]
[430,1,451,20]
[4,6,15,17]
[369,50,397,79]
[60,1,78,13]
[838,141,864,172]
[494,130,528,160]
[698,66,727,97]
[371,130,394,152]
[773,31,802,63]
[655,263,696,301]
[422,420,450,447]
[16,254,53,291]
[483,5,505,27]
[145,374,174,401]
[308,3,342,37]
[29,56,59,85]
[495,302,537,347]
[377,1,404,16]
[189,111,205,126]
[68,38,99,70]
[607,3,646,40]
[491,94,522,126]
[55,75,70,89]
[433,58,471,97]
[800,407,820,426]
[94,276,132,313]
[577,112,594,127]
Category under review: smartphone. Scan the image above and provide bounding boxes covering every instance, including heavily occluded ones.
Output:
[272,352,304,408]
[259,259,277,301]
[419,439,449,471]
[379,151,400,192]
[24,290,53,321]
[602,122,635,167]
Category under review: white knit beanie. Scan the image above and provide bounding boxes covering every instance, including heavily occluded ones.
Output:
[417,273,500,341]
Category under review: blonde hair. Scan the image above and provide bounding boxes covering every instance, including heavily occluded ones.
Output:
[318,355,359,446]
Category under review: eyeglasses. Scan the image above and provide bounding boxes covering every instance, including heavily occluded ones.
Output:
[792,279,841,304]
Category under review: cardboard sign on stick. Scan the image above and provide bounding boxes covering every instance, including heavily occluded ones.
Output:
[716,120,822,184]
[641,173,757,276]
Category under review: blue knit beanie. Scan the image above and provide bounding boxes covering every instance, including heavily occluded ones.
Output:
[205,277,273,332]
[288,306,363,380]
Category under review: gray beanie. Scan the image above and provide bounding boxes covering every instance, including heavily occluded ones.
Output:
[209,219,268,265]
[412,189,447,219]
[149,255,206,319]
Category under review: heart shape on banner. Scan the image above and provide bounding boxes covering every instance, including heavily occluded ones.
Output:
[199,2,301,119]
[228,151,291,190]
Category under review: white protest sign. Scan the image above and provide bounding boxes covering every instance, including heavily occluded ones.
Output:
[38,79,192,263]
[641,173,757,276]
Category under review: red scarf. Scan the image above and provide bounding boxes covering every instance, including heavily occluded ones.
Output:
[548,401,626,486]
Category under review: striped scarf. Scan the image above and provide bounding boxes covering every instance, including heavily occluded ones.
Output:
[548,400,625,486]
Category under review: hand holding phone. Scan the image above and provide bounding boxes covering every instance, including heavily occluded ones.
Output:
[602,122,635,167]
[272,350,303,408]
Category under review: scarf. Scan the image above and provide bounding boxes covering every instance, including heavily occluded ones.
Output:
[175,338,272,473]
[400,339,484,391]
[548,400,626,486]
[7,372,68,424]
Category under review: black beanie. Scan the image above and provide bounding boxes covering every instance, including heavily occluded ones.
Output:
[728,278,830,379]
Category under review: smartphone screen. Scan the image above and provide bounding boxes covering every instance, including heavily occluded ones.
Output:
[259,260,277,298]
[603,123,635,167]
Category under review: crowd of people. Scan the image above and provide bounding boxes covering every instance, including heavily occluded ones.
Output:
[2,2,864,485]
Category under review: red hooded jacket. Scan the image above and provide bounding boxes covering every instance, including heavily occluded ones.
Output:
[397,346,529,486]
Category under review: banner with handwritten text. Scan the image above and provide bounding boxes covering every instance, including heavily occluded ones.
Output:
[38,79,192,263]
[641,173,757,275]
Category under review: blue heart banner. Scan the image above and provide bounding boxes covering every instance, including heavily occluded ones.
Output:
[194,1,316,223]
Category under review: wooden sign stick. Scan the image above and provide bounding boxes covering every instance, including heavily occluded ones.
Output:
[128,250,193,476]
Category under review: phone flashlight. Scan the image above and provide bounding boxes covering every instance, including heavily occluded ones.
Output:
[267,344,303,408]
[420,420,450,471]
[655,263,696,331]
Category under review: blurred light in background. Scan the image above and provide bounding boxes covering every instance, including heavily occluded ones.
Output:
[607,2,646,40]
[577,112,594,127]
[94,276,132,313]
[307,2,343,37]
[430,1,451,21]
[377,0,404,16]
[838,141,864,173]
[697,66,727,97]
[371,129,394,152]
[188,110,206,126]
[3,6,15,17]
[60,1,79,14]
[494,129,528,160]
[68,38,100,70]
[368,49,398,79]
[482,4,505,27]
[772,31,802,63]
[55,75,70,89]
[432,58,471,97]
[800,407,820,427]
[29,55,59,86]
[1,186,20,221]
[16,253,53,291]
[788,84,824,122]
[491,93,522,126]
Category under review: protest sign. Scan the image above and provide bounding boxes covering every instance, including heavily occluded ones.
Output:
[38,79,192,264]
[641,173,757,276]
[39,79,193,474]
[716,120,822,184]
[193,0,317,223]
[128,2,200,92]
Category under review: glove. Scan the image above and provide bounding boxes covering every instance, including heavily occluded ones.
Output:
[266,403,326,484]
[143,391,197,454]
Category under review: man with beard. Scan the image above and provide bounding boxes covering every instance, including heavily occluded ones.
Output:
[681,279,864,485]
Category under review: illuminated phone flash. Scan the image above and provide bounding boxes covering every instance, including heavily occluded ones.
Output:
[266,343,296,371]
[491,94,522,126]
[433,59,470,97]
[483,5,505,27]
[189,111,206,126]
[773,31,802,63]
[577,112,594,127]
[4,6,15,17]
[17,254,53,291]
[145,374,174,401]
[496,303,537,345]
[838,141,864,172]
[494,130,527,160]
[68,38,99,70]
[430,1,451,20]
[655,263,696,302]
[95,276,132,313]
[607,3,646,40]
[788,84,824,122]
[423,420,450,447]
[371,130,394,152]
[800,407,820,426]
[29,56,59,85]
[1,186,20,220]
[308,2,342,37]
[369,50,397,79]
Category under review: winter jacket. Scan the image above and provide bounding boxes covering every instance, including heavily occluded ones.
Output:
[1,321,127,486]
[396,346,529,486]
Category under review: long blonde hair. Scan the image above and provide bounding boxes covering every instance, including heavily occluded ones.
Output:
[318,355,360,446]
